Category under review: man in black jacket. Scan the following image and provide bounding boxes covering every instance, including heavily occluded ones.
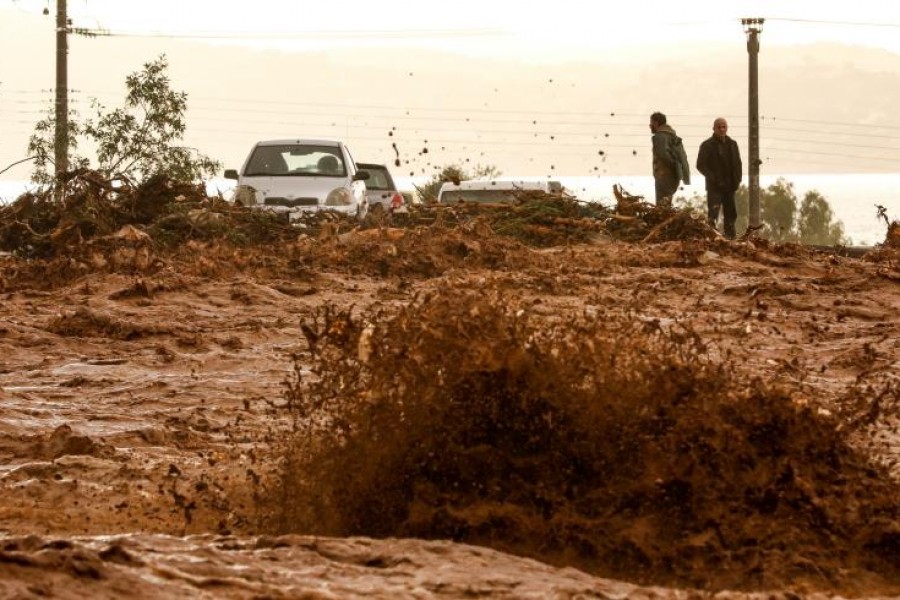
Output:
[696,118,742,239]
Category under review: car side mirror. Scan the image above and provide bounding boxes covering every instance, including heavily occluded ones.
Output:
[224,169,239,180]
[353,171,370,181]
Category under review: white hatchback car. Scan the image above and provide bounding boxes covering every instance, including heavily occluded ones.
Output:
[224,139,369,221]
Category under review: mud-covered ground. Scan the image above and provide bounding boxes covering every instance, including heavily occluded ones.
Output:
[0,181,899,598]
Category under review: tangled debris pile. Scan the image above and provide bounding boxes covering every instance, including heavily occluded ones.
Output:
[887,220,900,249]
[427,189,608,246]
[605,184,716,243]
[277,284,900,594]
[3,174,899,291]
[0,174,701,260]
[0,177,692,290]
[0,171,296,261]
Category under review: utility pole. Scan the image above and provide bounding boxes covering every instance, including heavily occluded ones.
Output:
[742,18,764,233]
[54,0,69,200]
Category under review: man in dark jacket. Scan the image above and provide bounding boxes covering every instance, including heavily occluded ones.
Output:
[696,117,742,239]
[649,111,689,207]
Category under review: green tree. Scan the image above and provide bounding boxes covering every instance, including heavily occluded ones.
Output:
[723,178,846,244]
[26,109,87,183]
[673,190,705,214]
[28,55,220,185]
[797,191,848,245]
[759,178,798,242]
[416,163,502,204]
[734,186,750,234]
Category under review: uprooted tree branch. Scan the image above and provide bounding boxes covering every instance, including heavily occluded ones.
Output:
[27,54,220,188]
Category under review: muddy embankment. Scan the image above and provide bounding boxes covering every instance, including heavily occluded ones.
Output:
[0,173,899,598]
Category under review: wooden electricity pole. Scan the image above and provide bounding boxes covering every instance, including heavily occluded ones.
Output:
[742,18,764,233]
[54,0,69,200]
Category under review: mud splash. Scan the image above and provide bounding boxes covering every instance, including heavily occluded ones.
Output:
[278,284,900,594]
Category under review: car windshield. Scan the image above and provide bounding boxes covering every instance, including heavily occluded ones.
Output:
[360,167,393,191]
[244,144,346,177]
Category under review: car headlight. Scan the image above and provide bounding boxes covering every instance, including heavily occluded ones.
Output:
[234,185,259,206]
[325,187,353,206]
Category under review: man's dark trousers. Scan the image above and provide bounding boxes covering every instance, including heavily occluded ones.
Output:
[655,175,679,207]
[708,189,737,239]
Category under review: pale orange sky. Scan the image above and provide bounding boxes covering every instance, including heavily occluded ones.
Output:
[7,0,900,58]
[3,1,900,181]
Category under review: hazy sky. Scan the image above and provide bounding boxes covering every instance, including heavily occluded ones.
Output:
[7,0,900,58]
[3,0,900,183]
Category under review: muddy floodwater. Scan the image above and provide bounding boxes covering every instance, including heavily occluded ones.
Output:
[0,181,899,598]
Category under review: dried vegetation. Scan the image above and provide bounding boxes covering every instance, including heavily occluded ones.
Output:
[0,173,826,291]
[5,174,897,287]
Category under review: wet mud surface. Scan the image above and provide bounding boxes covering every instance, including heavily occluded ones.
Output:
[1,186,899,597]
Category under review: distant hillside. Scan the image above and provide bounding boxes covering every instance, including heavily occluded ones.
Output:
[2,12,899,177]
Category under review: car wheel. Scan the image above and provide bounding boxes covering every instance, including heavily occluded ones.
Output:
[364,203,386,225]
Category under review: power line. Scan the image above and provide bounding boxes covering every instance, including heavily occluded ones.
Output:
[7,110,900,157]
[767,17,900,28]
[52,88,752,121]
[763,146,900,162]
[70,27,507,40]
[58,104,900,139]
[9,93,900,148]
[11,85,900,133]
[761,115,890,130]
[175,114,900,152]
[764,136,900,152]
[0,89,54,95]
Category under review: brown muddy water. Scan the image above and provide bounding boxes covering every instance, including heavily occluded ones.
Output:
[0,226,899,598]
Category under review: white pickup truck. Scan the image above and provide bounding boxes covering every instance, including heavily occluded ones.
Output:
[224,139,370,221]
[438,179,563,204]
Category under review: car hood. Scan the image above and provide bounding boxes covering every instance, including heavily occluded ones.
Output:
[240,175,350,204]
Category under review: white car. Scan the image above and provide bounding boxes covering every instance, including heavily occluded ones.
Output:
[224,139,369,221]
[356,162,405,213]
[438,179,563,204]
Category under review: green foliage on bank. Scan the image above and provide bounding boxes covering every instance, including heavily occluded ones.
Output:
[677,178,849,245]
[415,163,503,204]
[28,55,220,186]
